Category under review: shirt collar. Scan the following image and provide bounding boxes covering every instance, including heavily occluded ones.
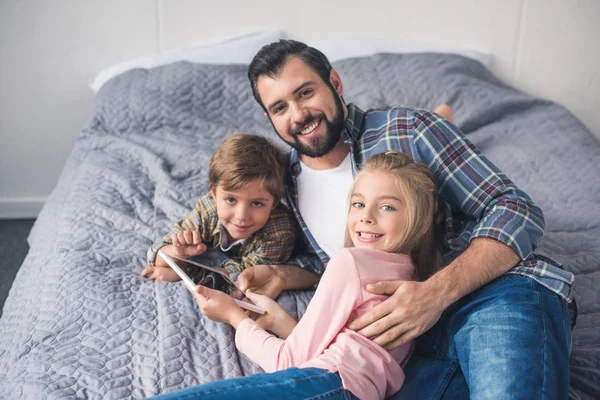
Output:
[289,103,364,177]
[214,220,245,250]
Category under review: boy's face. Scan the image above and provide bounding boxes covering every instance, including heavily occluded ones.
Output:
[211,179,276,241]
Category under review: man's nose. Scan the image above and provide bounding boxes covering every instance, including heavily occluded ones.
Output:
[290,103,309,125]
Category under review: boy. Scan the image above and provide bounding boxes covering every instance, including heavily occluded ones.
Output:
[142,134,296,292]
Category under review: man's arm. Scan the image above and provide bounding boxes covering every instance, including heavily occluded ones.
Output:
[348,238,519,349]
[236,264,318,299]
[348,109,538,349]
[429,238,519,309]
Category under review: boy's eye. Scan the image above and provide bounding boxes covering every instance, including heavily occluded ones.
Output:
[224,197,236,204]
[352,202,365,209]
[382,205,395,211]
[251,201,265,208]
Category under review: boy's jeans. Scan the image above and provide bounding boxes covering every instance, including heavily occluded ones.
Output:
[392,274,572,399]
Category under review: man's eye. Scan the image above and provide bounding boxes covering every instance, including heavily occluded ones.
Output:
[352,202,364,209]
[251,201,265,208]
[273,104,286,114]
[300,89,313,98]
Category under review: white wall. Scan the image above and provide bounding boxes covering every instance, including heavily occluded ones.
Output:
[1,0,599,218]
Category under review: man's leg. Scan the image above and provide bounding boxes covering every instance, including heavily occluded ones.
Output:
[450,274,572,399]
[149,367,358,400]
[392,274,571,399]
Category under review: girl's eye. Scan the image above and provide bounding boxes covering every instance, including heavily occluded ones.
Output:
[224,197,236,204]
[382,205,395,211]
[251,201,265,208]
[352,202,365,209]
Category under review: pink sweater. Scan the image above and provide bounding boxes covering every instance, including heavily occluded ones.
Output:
[235,248,415,400]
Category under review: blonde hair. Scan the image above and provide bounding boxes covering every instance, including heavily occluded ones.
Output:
[344,151,445,281]
[209,134,287,200]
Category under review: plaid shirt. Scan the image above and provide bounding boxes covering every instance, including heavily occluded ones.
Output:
[147,193,296,275]
[285,104,575,302]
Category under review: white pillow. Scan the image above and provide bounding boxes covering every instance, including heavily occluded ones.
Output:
[307,39,492,68]
[89,30,286,94]
[91,34,492,94]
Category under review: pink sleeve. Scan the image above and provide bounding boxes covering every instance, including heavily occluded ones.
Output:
[235,249,362,372]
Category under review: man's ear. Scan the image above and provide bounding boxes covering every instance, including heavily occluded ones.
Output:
[329,69,344,96]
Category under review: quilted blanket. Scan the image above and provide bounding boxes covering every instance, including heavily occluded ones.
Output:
[0,53,598,399]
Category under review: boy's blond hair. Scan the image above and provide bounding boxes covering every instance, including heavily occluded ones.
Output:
[344,151,445,281]
[209,134,287,200]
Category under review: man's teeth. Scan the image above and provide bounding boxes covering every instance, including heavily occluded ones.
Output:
[359,232,382,239]
[300,120,319,135]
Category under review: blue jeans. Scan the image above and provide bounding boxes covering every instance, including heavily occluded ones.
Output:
[149,368,359,400]
[391,274,572,399]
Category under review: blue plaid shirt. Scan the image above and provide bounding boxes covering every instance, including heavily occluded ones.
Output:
[285,103,575,302]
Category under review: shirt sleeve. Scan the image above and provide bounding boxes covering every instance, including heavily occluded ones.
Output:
[235,249,361,372]
[146,194,215,266]
[410,109,545,260]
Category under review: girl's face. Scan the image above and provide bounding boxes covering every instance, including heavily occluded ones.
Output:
[347,170,408,252]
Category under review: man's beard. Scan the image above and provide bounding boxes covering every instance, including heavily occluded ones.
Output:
[276,89,345,158]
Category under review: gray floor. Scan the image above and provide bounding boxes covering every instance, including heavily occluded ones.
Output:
[0,219,35,317]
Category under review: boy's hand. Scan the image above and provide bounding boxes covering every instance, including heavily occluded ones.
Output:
[191,285,248,327]
[172,230,207,257]
[141,265,182,282]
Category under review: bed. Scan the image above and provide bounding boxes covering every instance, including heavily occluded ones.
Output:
[0,51,598,399]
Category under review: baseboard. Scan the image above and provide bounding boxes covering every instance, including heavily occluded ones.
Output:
[0,197,47,219]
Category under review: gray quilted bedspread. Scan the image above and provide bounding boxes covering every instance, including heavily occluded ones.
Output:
[1,53,599,399]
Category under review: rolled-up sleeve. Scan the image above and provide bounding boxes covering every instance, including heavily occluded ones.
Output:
[411,110,544,260]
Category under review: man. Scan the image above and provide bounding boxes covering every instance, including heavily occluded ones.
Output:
[236,40,574,398]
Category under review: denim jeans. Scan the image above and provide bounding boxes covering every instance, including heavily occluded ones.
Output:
[149,368,358,400]
[391,274,572,400]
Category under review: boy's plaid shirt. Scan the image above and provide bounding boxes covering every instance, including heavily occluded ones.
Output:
[285,104,574,302]
[147,193,296,275]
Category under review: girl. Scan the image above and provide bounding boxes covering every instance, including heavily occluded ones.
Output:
[152,151,445,400]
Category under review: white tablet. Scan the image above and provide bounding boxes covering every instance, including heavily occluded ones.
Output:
[157,250,265,314]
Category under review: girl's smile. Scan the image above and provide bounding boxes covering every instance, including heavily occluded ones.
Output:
[347,170,408,253]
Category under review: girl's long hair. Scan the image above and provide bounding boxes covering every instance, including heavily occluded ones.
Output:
[344,151,445,281]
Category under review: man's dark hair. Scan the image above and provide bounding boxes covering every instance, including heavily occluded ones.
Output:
[248,40,333,109]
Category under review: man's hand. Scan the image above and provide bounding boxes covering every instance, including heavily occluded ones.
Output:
[347,280,445,350]
[233,265,285,299]
[233,264,319,300]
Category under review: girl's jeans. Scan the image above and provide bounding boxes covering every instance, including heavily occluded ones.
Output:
[149,367,358,400]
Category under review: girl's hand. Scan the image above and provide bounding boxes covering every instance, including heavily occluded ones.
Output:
[245,290,297,339]
[191,285,248,327]
[172,230,207,257]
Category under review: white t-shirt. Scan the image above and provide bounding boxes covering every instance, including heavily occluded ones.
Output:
[297,153,354,259]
